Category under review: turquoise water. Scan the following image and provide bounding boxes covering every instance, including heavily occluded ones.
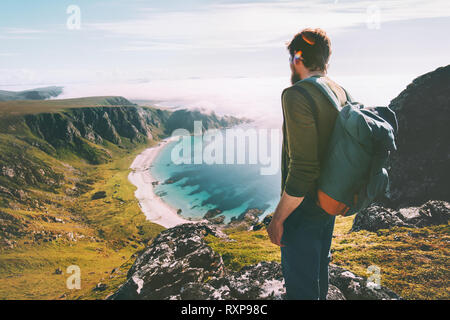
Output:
[151,129,281,223]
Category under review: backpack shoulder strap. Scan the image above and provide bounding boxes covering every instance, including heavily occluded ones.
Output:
[289,85,319,136]
[299,76,352,111]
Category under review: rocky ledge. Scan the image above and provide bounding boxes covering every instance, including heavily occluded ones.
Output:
[352,200,450,232]
[110,223,401,300]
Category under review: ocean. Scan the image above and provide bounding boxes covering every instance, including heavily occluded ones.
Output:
[151,125,282,223]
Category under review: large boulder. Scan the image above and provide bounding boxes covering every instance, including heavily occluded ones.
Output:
[352,205,408,232]
[329,265,400,300]
[179,261,286,300]
[227,208,263,230]
[386,65,450,208]
[111,223,400,300]
[352,200,450,232]
[110,223,227,300]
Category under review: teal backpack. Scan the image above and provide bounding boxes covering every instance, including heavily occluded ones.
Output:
[292,77,398,216]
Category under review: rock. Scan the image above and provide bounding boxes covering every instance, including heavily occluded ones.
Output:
[2,166,15,178]
[51,217,64,223]
[240,209,262,223]
[385,65,450,208]
[163,177,182,185]
[326,285,346,300]
[329,265,401,300]
[110,223,400,300]
[352,205,408,232]
[204,208,222,220]
[204,209,226,224]
[208,215,225,225]
[352,200,450,232]
[0,211,27,242]
[252,214,273,231]
[110,223,227,300]
[179,261,286,300]
[93,283,108,292]
[400,200,450,227]
[227,208,263,230]
[91,191,106,200]
[3,239,16,249]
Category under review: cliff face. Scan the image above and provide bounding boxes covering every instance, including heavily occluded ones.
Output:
[386,65,450,208]
[353,65,450,232]
[164,109,248,134]
[24,106,170,163]
[22,105,245,164]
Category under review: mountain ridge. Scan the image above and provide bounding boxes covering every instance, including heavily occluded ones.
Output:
[0,86,64,101]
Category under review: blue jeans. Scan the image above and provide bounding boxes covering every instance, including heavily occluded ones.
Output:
[281,196,336,300]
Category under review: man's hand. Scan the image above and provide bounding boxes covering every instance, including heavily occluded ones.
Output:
[267,218,285,247]
[267,191,304,247]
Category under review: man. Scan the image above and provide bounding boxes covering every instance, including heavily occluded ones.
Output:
[267,28,347,300]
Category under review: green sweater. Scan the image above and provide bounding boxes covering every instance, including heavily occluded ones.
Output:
[281,75,347,197]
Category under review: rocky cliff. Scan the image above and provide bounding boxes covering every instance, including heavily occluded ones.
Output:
[163,108,247,134]
[23,106,169,163]
[386,65,449,208]
[353,65,450,232]
[110,223,401,300]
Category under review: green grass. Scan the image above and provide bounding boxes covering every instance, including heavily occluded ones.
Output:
[205,229,281,271]
[72,140,165,246]
[205,216,450,300]
[0,136,165,300]
[0,240,134,300]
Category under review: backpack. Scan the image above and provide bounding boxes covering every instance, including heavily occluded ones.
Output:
[291,77,398,216]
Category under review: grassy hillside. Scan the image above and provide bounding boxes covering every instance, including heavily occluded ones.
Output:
[0,137,165,299]
[0,98,167,299]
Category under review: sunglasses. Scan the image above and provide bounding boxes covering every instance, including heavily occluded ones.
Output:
[289,51,303,64]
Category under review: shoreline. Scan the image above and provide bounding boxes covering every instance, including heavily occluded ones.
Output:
[129,137,198,228]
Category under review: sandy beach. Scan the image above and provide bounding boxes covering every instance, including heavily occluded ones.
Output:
[129,137,194,228]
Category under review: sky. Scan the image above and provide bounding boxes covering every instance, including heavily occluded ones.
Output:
[1,0,449,125]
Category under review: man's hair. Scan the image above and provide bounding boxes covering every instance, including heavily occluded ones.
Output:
[287,28,331,72]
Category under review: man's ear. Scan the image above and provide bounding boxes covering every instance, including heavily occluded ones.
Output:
[295,58,304,67]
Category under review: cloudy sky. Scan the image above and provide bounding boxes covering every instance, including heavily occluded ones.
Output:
[1,0,449,123]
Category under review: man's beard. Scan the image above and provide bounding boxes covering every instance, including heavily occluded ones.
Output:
[291,70,301,85]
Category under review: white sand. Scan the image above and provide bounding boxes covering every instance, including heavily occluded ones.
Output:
[129,137,196,228]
